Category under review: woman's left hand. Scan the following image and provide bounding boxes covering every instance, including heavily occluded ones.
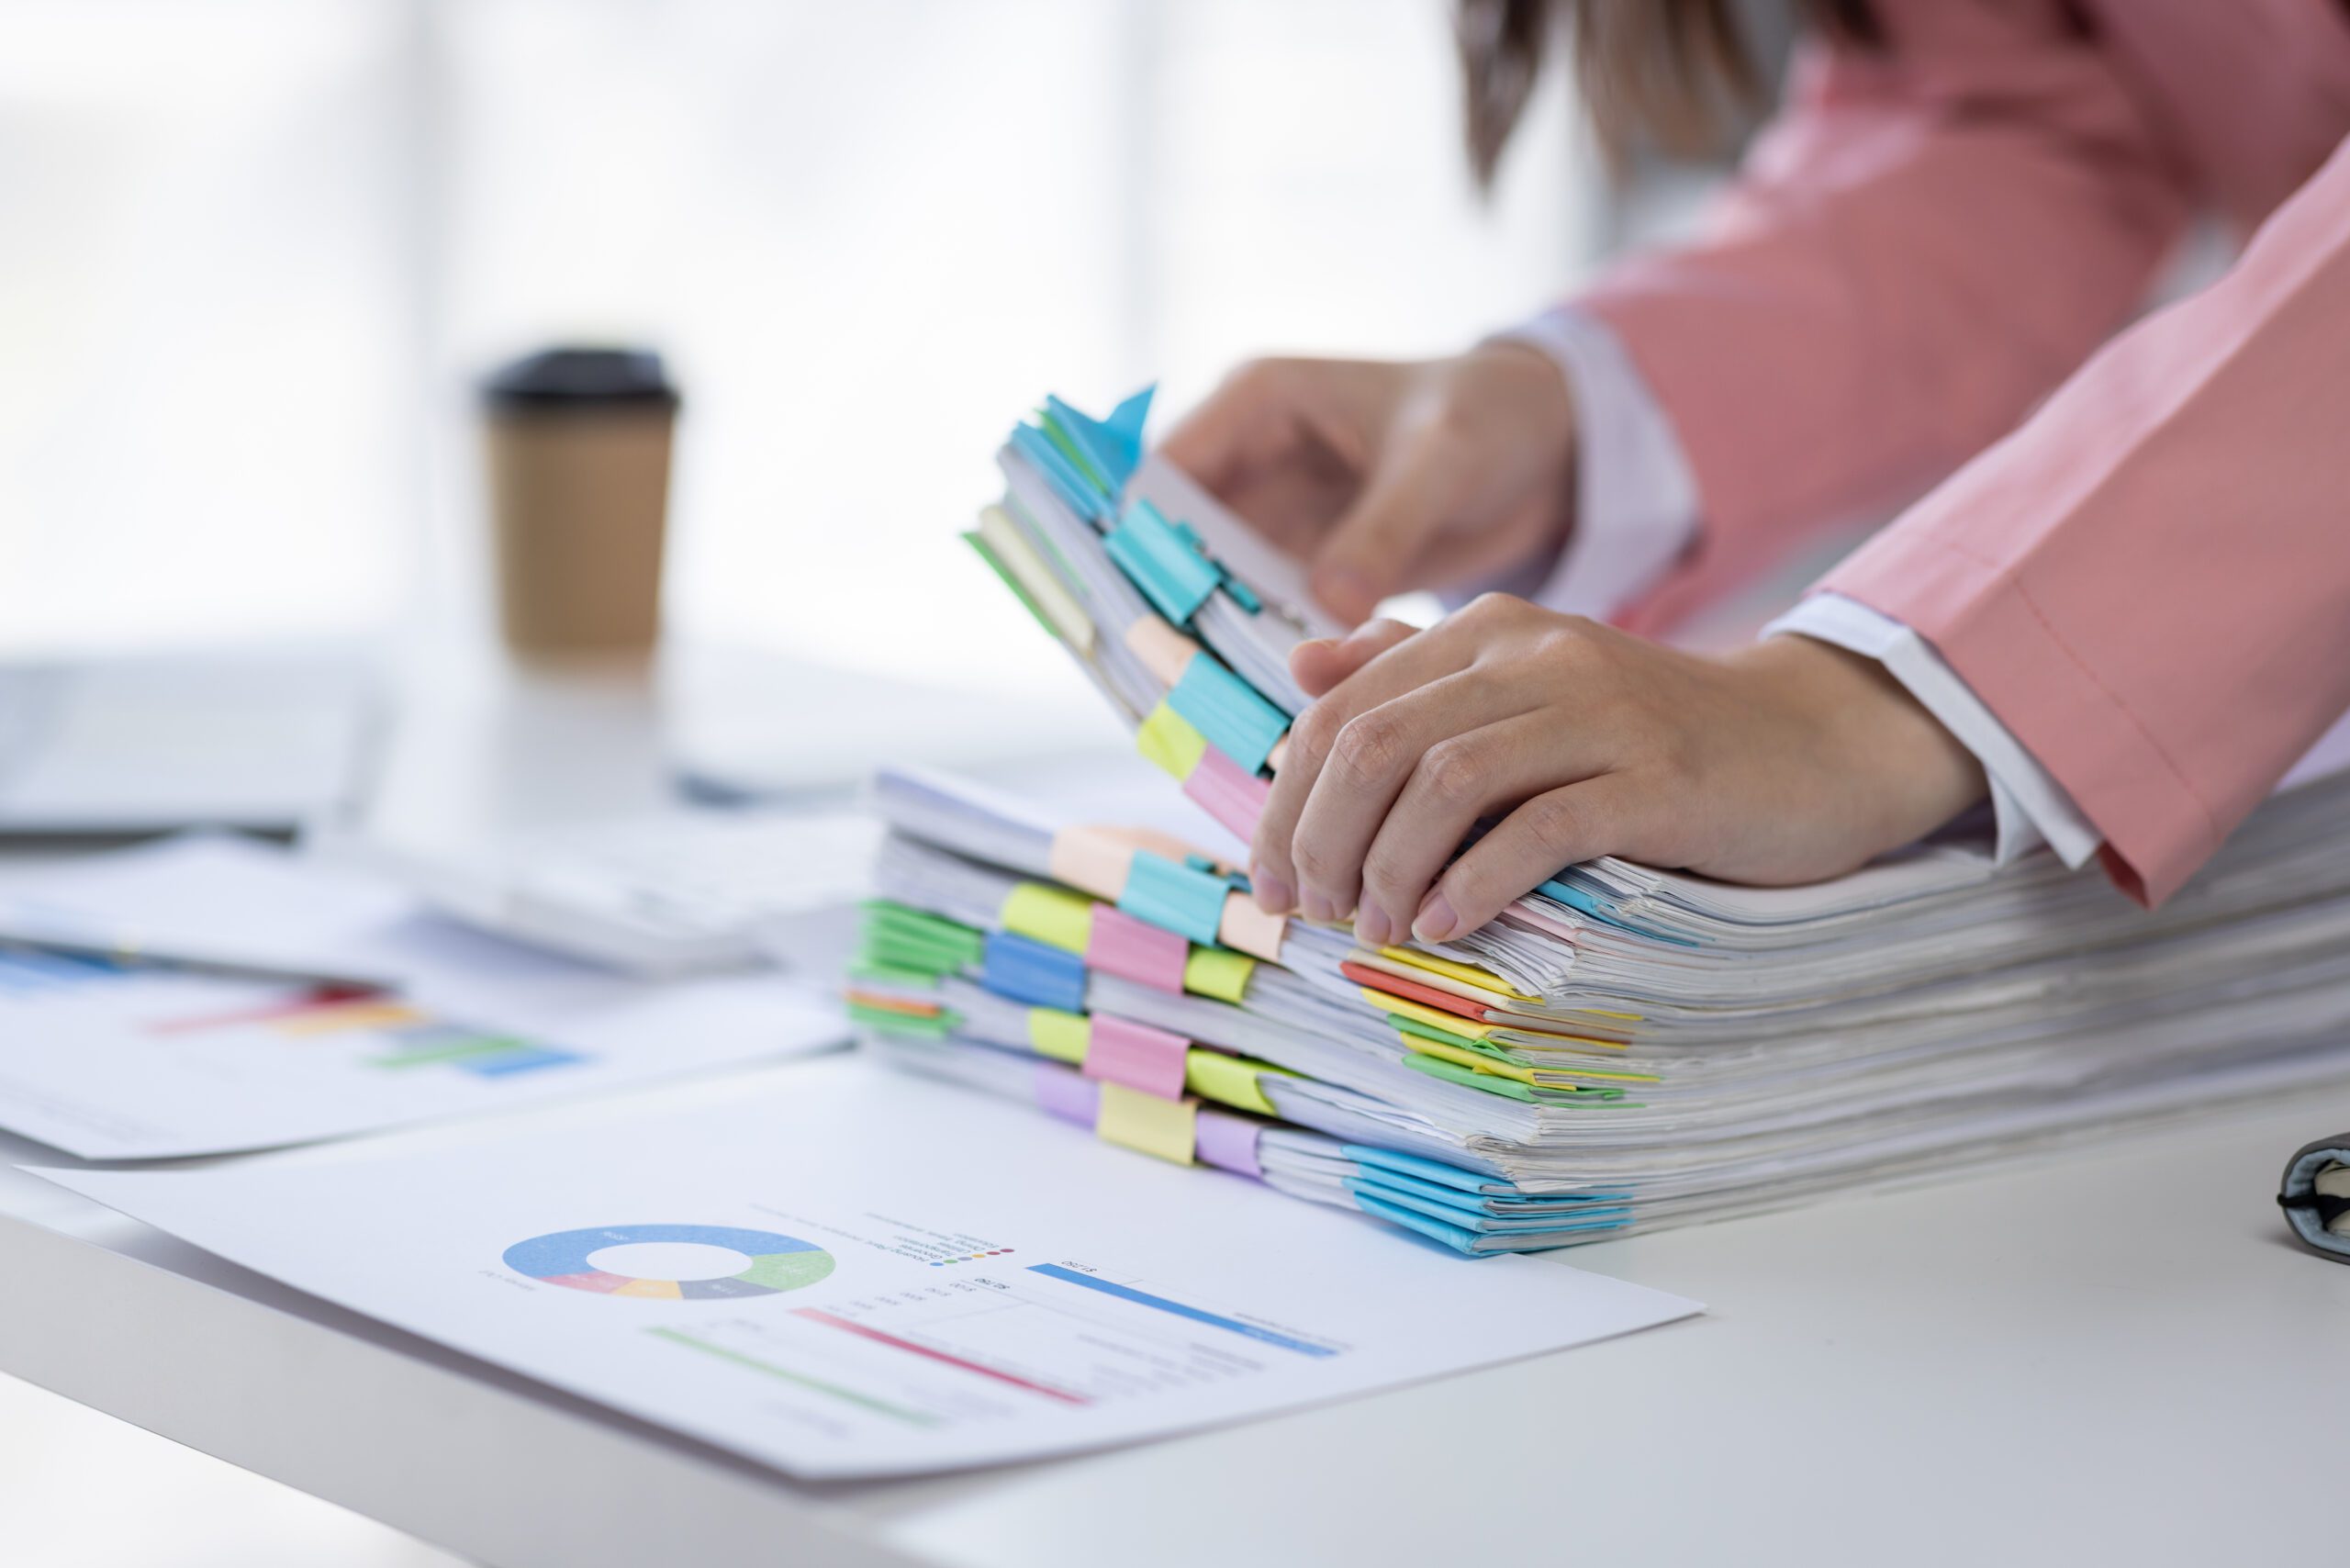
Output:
[1245,594,1990,946]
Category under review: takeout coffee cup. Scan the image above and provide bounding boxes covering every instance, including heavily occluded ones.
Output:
[480,347,679,658]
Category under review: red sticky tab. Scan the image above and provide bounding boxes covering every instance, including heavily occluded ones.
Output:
[1081,1014,1192,1101]
[1337,960,1492,1022]
[1085,906,1190,994]
[1182,745,1272,842]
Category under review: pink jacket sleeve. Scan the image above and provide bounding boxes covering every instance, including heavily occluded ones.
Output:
[1577,0,2191,634]
[1820,133,2350,905]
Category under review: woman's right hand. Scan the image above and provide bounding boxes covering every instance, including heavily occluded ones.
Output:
[1157,344,1580,625]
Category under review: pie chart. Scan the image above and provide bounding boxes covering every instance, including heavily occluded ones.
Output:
[503,1223,834,1300]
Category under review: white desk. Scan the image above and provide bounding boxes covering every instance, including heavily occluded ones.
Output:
[1,645,2343,1566]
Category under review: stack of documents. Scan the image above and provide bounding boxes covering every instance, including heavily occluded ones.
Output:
[848,389,2350,1253]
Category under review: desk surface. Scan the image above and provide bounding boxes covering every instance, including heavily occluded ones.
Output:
[1,645,2342,1567]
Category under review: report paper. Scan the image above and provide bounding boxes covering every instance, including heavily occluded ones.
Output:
[0,837,845,1159]
[39,1056,1699,1478]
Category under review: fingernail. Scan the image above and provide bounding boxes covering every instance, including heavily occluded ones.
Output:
[1355,904,1393,947]
[1302,889,1338,924]
[1413,890,1459,945]
[1250,864,1293,914]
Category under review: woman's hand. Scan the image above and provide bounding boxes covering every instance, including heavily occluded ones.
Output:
[1246,595,1990,945]
[1157,346,1578,625]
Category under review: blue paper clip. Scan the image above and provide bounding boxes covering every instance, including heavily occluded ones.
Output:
[1105,498,1223,626]
[1168,653,1288,776]
[1117,851,1229,947]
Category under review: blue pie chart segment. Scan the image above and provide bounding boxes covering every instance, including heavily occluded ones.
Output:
[502,1223,834,1299]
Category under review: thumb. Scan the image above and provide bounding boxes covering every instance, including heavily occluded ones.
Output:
[1290,618,1417,699]
[1308,430,1460,624]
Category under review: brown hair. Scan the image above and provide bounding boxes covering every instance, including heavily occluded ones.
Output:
[1457,0,1881,185]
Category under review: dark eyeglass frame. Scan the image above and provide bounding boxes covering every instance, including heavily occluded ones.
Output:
[2277,1134,2350,1262]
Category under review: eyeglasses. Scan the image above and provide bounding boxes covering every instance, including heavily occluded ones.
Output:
[2277,1134,2350,1262]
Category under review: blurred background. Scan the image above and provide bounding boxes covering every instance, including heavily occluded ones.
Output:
[0,0,1681,695]
[0,1,1757,1561]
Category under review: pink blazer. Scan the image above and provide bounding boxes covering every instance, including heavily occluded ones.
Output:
[1574,0,2350,904]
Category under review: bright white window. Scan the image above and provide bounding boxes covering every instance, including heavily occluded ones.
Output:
[0,0,1606,689]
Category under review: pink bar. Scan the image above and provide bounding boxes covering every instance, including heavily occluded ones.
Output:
[1181,745,1271,843]
[1080,1014,1191,1102]
[1034,1061,1100,1126]
[1084,905,1190,994]
[1192,1108,1264,1179]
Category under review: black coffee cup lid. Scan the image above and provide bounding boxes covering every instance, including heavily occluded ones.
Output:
[482,347,679,410]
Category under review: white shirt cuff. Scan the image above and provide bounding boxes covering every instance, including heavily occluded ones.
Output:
[1765,593,2105,868]
[1480,306,1701,619]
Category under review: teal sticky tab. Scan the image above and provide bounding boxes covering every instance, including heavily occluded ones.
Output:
[1349,1191,1485,1255]
[1340,1144,1509,1195]
[1534,877,1701,946]
[1045,394,1143,493]
[1037,404,1115,495]
[1347,1171,1493,1218]
[1105,498,1222,626]
[1010,423,1110,521]
[1347,1177,1517,1229]
[1225,578,1262,613]
[1106,385,1154,450]
[1167,653,1288,775]
[1117,850,1228,946]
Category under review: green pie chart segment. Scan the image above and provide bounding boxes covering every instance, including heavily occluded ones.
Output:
[735,1250,836,1293]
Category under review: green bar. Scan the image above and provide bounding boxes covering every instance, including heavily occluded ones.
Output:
[847,1002,959,1039]
[862,902,984,965]
[369,1036,532,1070]
[648,1328,938,1427]
[1392,1014,1517,1060]
[853,940,951,979]
[1400,1052,1539,1102]
[1036,406,1113,493]
[964,531,1058,642]
[846,960,945,991]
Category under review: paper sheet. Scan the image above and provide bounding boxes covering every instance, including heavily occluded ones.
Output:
[37,1055,1697,1478]
[0,837,845,1158]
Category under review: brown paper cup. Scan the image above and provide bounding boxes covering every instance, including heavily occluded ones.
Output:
[480,348,678,658]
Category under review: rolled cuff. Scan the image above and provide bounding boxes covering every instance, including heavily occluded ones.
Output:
[1822,532,2221,905]
[1460,307,1701,620]
[1766,593,2103,869]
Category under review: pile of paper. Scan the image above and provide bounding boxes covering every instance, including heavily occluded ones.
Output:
[846,390,2350,1252]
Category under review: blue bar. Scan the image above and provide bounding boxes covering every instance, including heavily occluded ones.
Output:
[981,931,1090,1013]
[457,1045,588,1078]
[1026,1263,1337,1357]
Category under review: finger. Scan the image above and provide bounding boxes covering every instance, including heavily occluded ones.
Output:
[1285,666,1530,934]
[1157,360,1304,496]
[1249,625,1481,918]
[1413,772,1661,944]
[1290,618,1416,700]
[1307,426,1466,624]
[1355,711,1606,947]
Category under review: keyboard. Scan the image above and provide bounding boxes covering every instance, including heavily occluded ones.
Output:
[350,810,882,978]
